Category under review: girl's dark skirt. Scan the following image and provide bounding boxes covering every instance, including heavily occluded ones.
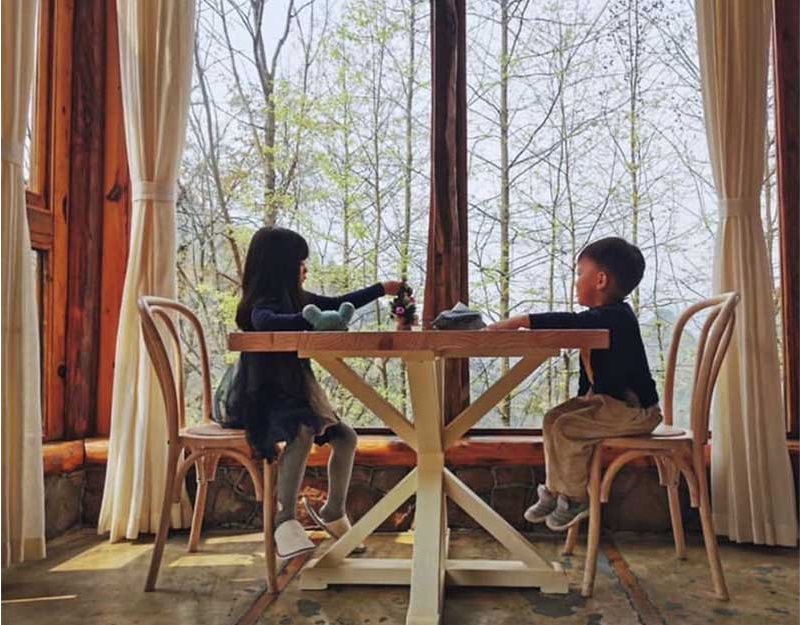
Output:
[244,370,341,461]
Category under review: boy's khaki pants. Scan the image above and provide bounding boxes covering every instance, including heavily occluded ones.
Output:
[543,393,662,500]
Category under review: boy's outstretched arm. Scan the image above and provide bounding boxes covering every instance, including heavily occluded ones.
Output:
[486,314,531,331]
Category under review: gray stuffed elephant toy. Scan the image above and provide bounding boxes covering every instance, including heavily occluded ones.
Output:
[302,302,355,331]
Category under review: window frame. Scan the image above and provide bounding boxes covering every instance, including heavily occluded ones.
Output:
[26,0,798,450]
[26,0,72,442]
[358,0,798,439]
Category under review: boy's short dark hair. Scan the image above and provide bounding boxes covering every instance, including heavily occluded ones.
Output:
[578,237,645,299]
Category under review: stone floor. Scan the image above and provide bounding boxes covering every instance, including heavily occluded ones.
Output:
[2,528,797,625]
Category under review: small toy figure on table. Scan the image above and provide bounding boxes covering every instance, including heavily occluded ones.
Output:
[389,282,418,330]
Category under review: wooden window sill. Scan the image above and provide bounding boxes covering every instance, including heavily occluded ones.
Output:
[42,435,800,476]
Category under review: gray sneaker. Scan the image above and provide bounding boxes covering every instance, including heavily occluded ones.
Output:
[545,495,590,531]
[524,484,557,523]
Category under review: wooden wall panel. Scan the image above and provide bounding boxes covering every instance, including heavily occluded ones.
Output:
[45,0,73,440]
[96,1,130,437]
[30,0,74,441]
[65,0,106,438]
[773,0,799,436]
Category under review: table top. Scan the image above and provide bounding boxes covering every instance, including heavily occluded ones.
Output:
[228,329,609,358]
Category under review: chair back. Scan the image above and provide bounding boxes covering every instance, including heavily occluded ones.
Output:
[137,296,214,447]
[662,292,739,445]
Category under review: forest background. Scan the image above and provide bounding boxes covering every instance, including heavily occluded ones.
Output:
[173,0,782,429]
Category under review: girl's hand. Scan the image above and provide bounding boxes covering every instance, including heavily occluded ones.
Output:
[382,281,404,296]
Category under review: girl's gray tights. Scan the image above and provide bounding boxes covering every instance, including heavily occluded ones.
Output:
[274,423,357,527]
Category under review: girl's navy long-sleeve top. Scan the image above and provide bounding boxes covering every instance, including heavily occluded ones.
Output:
[232,283,386,458]
[250,283,385,331]
[529,300,659,408]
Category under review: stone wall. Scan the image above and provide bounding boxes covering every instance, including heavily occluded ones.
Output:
[45,471,84,540]
[43,446,800,541]
[74,462,701,536]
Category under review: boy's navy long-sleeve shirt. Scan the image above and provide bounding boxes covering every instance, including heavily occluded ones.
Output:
[529,301,659,408]
[251,283,385,331]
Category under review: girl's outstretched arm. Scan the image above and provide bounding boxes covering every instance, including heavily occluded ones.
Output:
[251,306,313,331]
[305,283,386,311]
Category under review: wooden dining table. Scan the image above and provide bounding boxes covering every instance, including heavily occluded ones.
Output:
[228,329,609,625]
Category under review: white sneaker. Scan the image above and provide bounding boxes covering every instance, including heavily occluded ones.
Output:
[302,497,366,554]
[274,519,315,559]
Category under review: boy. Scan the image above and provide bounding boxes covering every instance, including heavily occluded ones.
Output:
[487,237,662,530]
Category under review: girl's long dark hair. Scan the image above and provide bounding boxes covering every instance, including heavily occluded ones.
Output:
[236,227,309,330]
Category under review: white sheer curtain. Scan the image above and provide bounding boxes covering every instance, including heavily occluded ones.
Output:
[696,0,798,546]
[98,0,196,541]
[1,0,47,566]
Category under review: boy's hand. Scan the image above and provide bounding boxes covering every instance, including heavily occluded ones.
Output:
[382,281,404,296]
[485,321,509,331]
[485,315,530,331]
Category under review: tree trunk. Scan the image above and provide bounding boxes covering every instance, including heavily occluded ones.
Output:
[498,0,512,425]
[399,0,417,417]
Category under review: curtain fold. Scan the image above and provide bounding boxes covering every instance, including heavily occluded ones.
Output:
[696,0,798,546]
[1,0,47,567]
[98,0,196,541]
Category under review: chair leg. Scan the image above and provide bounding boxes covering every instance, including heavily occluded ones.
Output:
[263,459,279,594]
[695,460,729,600]
[145,447,181,592]
[581,448,603,598]
[666,483,686,560]
[563,522,579,555]
[188,453,218,553]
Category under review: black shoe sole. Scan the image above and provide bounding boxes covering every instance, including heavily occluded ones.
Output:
[545,509,590,532]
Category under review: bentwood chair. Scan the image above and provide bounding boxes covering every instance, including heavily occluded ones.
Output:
[137,296,279,594]
[563,292,739,600]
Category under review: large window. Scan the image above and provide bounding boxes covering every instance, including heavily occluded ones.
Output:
[465,0,781,429]
[177,0,782,431]
[179,0,431,424]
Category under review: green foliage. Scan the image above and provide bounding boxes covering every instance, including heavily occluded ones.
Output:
[176,0,781,430]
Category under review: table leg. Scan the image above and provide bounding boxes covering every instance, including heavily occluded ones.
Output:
[406,457,446,625]
[405,359,447,625]
[300,468,418,590]
[443,468,568,593]
[300,351,568,625]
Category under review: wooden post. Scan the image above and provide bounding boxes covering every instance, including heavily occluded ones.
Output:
[65,0,106,438]
[773,0,799,437]
[425,0,469,422]
[96,0,131,437]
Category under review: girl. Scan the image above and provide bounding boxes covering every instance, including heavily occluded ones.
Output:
[233,226,401,558]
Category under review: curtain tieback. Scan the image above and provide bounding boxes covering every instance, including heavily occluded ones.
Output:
[132,180,176,203]
[718,197,757,218]
[1,141,24,167]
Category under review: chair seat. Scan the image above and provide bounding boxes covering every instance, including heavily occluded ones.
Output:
[603,424,692,449]
[181,422,248,441]
[651,423,688,437]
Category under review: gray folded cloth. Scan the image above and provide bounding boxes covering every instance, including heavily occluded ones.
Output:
[431,302,486,330]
